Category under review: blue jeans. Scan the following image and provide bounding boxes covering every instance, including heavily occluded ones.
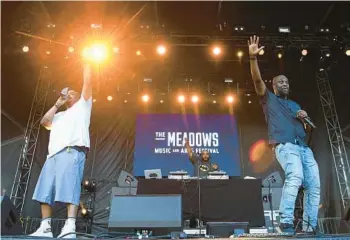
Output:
[275,142,320,230]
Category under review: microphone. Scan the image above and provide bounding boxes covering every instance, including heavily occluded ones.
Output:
[303,117,316,128]
[60,87,70,99]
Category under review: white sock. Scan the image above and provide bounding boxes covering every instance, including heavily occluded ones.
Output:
[67,217,76,226]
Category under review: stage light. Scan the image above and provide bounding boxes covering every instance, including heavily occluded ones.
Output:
[160,100,164,104]
[259,49,265,55]
[278,26,290,33]
[157,45,166,55]
[301,49,308,56]
[124,100,128,103]
[82,179,96,193]
[136,50,142,56]
[325,52,331,57]
[213,100,217,104]
[226,95,234,103]
[22,46,29,52]
[141,94,150,102]
[93,99,96,103]
[81,207,92,219]
[107,96,113,101]
[212,46,221,56]
[237,50,243,58]
[113,47,119,53]
[277,53,283,59]
[248,100,252,104]
[68,47,74,53]
[191,95,199,103]
[82,43,108,63]
[346,49,350,56]
[177,95,185,103]
[46,51,51,55]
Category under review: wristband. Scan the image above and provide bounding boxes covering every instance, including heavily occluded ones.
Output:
[250,56,257,60]
[54,104,60,109]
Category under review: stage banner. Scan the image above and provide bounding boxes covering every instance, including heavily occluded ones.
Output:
[134,114,241,176]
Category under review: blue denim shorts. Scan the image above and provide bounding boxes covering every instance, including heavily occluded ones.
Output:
[33,147,86,206]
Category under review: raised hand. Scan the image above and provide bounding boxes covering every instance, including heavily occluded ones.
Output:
[248,35,265,56]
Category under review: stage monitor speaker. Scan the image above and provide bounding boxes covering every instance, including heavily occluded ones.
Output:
[118,170,138,188]
[262,187,282,211]
[108,195,182,229]
[206,222,249,237]
[1,196,24,235]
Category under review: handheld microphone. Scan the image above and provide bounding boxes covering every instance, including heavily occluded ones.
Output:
[304,117,316,128]
[60,87,70,99]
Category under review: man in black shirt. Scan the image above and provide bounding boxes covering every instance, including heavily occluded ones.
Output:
[184,138,218,178]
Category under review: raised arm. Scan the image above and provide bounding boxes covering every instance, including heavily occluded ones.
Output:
[184,138,195,164]
[248,36,266,96]
[40,97,67,129]
[82,63,92,101]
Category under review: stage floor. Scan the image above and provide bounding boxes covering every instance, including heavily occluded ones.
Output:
[2,234,350,240]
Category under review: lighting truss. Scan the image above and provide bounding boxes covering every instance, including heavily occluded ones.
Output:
[315,69,350,210]
[10,66,52,215]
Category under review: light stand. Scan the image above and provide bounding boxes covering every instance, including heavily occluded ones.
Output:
[268,179,274,233]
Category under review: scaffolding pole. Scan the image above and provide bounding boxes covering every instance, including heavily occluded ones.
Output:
[315,69,350,210]
[10,66,51,215]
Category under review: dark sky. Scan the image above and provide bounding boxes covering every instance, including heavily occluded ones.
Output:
[2,1,350,140]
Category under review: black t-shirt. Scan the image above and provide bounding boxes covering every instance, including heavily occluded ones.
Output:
[190,154,212,178]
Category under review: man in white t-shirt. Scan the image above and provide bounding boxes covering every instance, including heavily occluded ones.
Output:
[30,63,92,238]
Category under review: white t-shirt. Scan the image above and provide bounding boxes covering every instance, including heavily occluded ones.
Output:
[47,96,92,158]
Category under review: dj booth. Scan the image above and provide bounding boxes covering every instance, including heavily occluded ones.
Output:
[136,178,265,227]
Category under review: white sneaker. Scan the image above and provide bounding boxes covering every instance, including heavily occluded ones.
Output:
[29,219,53,238]
[57,219,76,239]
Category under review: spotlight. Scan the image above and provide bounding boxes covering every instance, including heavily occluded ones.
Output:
[226,95,234,103]
[82,179,96,192]
[22,46,29,52]
[141,94,149,102]
[107,96,113,101]
[68,47,74,53]
[124,100,128,103]
[113,47,120,53]
[46,51,51,55]
[278,26,291,33]
[81,207,92,218]
[212,46,221,56]
[177,95,185,103]
[191,95,199,103]
[346,49,350,56]
[277,53,283,59]
[83,43,108,63]
[325,52,331,58]
[301,49,308,56]
[157,45,166,55]
[237,51,244,58]
[160,100,164,103]
[136,50,142,56]
[213,100,217,104]
[259,49,265,55]
[93,99,96,103]
[248,100,252,104]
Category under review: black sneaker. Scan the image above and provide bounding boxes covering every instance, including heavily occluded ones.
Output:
[279,223,295,235]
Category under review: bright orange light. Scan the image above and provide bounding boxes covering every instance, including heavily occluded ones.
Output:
[237,51,243,58]
[82,43,109,63]
[178,95,185,103]
[160,100,164,103]
[212,46,221,56]
[157,45,166,55]
[141,94,149,102]
[191,95,199,103]
[68,47,74,53]
[107,96,113,101]
[226,95,234,103]
[46,51,51,55]
[93,99,97,103]
[213,100,217,104]
[113,47,119,53]
[136,50,142,56]
[22,46,29,52]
